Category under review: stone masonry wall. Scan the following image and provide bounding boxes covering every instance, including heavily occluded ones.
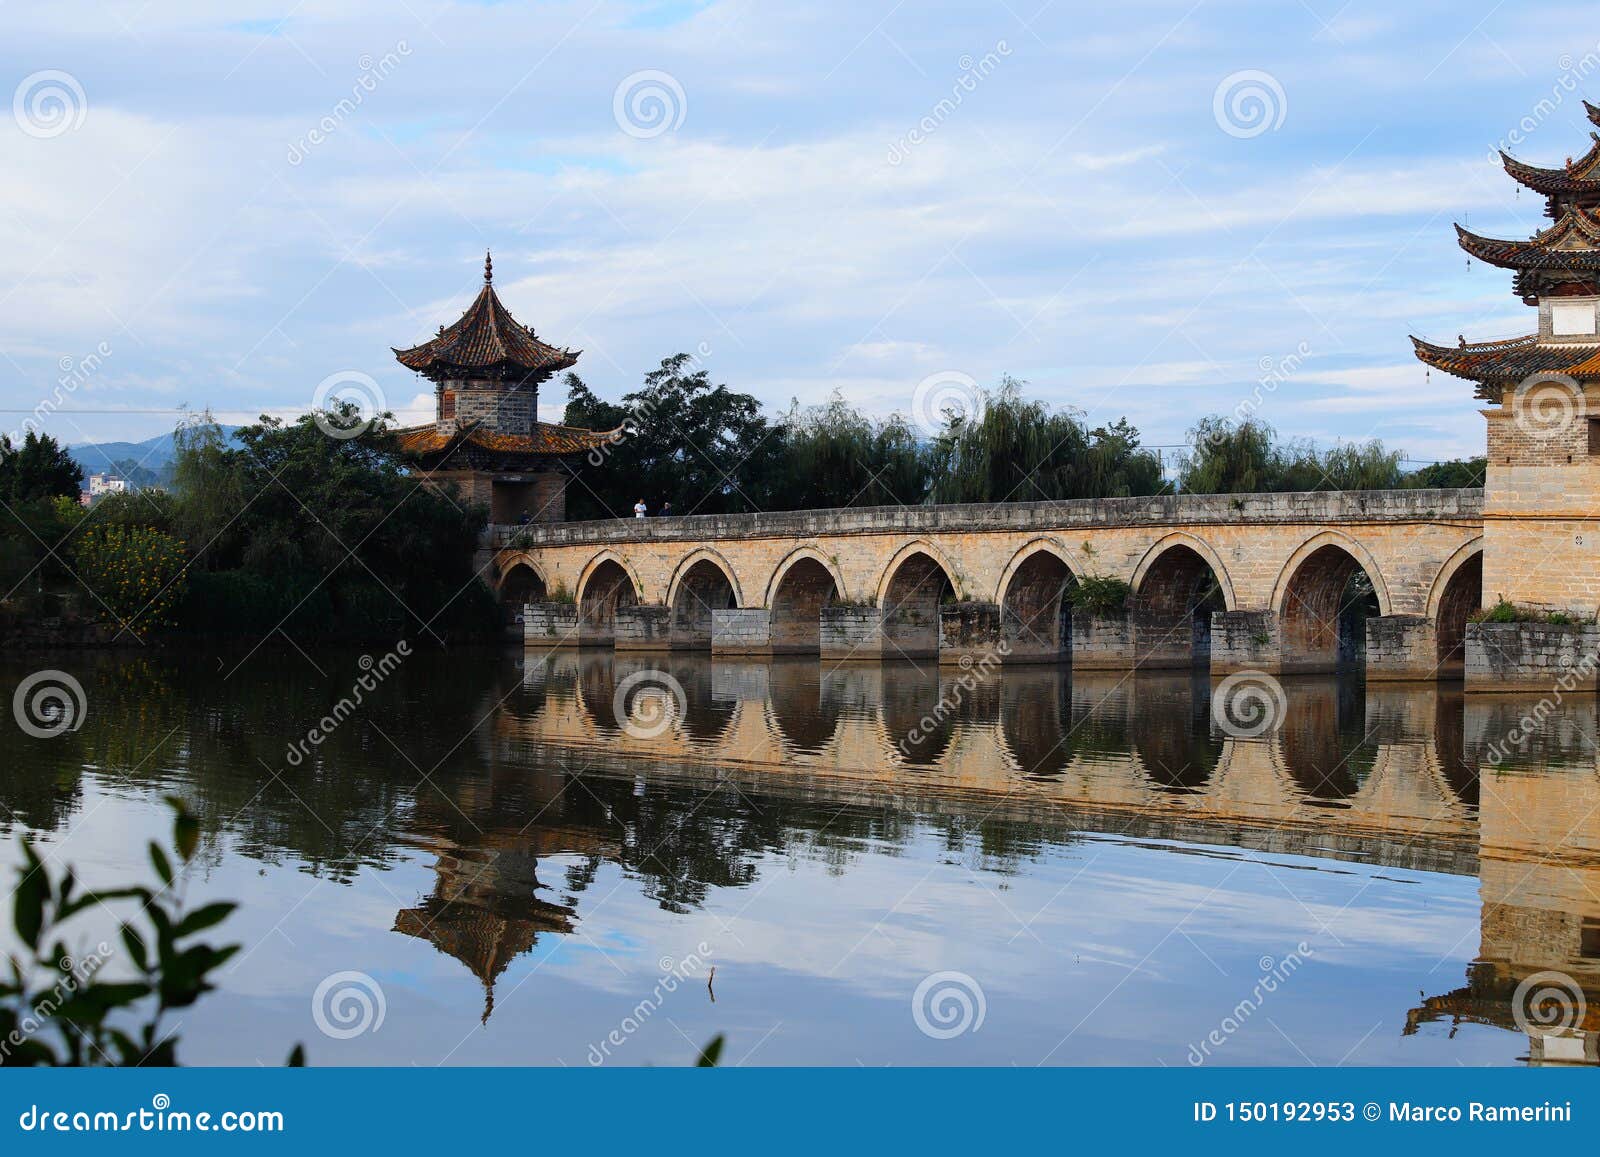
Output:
[1364,614,1438,681]
[524,602,579,648]
[493,489,1484,625]
[1464,621,1600,692]
[711,608,772,654]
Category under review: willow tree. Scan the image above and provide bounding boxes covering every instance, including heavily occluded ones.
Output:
[777,393,929,509]
[926,377,1162,504]
[1178,417,1277,493]
[1180,416,1404,493]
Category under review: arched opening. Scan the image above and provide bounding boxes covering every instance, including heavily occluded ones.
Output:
[669,659,736,743]
[577,652,622,733]
[769,556,839,654]
[1279,544,1381,673]
[1001,550,1075,662]
[1433,689,1479,808]
[499,563,546,637]
[882,665,956,767]
[768,658,842,755]
[881,550,955,660]
[1279,679,1375,803]
[579,558,638,645]
[1132,545,1225,667]
[1131,674,1220,794]
[670,559,738,650]
[998,667,1073,777]
[1434,552,1482,678]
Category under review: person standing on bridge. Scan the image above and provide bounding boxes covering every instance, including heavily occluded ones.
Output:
[633,499,647,519]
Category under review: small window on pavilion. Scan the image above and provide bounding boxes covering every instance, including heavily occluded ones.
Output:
[1552,301,1597,336]
[1581,918,1600,959]
[1589,420,1600,456]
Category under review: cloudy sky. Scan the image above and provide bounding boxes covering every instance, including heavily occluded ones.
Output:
[2,0,1595,462]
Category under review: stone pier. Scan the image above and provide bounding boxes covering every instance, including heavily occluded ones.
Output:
[1464,622,1600,693]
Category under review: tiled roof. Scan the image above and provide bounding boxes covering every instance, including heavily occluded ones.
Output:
[394,255,579,382]
[393,419,617,459]
[1500,135,1600,194]
[1456,208,1600,271]
[1411,332,1600,390]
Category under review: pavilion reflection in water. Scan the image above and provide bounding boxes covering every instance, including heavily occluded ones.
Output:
[390,652,1599,1059]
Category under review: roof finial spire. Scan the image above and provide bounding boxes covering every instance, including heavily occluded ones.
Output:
[484,249,493,284]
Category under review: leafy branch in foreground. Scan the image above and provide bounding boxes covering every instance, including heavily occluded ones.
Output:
[2,797,302,1067]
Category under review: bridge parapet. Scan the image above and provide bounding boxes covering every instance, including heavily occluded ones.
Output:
[491,487,1483,548]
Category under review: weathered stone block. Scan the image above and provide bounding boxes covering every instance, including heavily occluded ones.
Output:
[1210,610,1281,674]
[615,604,673,650]
[939,601,1003,666]
[712,608,772,654]
[1071,611,1134,669]
[524,601,580,649]
[1365,614,1438,681]
[1465,621,1600,693]
[821,605,883,661]
[1133,609,1202,669]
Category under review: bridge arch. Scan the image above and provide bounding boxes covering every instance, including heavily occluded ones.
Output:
[577,550,643,641]
[765,546,845,654]
[996,538,1083,661]
[667,548,746,610]
[877,541,958,660]
[1130,533,1237,612]
[495,556,549,636]
[494,552,549,595]
[1131,534,1234,667]
[1271,531,1390,672]
[1270,531,1392,618]
[1426,537,1484,673]
[666,549,743,649]
[763,545,848,608]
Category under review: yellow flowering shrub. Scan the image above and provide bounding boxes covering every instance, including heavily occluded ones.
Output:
[70,525,189,634]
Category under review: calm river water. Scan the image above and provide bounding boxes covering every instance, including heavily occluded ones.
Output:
[2,647,1596,1066]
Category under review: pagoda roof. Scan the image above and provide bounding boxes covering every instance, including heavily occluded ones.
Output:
[1588,99,1600,128]
[1500,134,1600,194]
[394,252,580,382]
[393,418,616,459]
[1457,207,1600,271]
[1411,332,1600,393]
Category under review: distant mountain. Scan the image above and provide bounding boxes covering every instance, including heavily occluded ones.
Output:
[69,427,242,485]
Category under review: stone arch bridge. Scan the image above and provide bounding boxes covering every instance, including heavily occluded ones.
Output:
[492,488,1485,679]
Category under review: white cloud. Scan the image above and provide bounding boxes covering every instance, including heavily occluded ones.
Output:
[0,0,1567,457]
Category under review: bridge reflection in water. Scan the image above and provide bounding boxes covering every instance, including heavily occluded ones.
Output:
[392,652,1600,1063]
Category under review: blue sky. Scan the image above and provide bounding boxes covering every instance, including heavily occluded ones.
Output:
[2,0,1595,462]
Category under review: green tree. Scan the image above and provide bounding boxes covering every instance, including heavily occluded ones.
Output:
[561,355,784,519]
[776,393,930,508]
[1405,457,1486,489]
[1179,417,1277,493]
[927,377,1163,504]
[1180,417,1404,493]
[168,409,493,639]
[0,431,83,503]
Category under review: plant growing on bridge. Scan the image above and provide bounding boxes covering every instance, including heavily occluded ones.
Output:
[1066,575,1131,619]
[1470,598,1583,625]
